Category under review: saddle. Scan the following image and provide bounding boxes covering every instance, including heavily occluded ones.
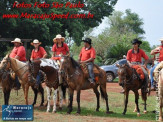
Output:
[131,65,147,80]
[80,63,100,82]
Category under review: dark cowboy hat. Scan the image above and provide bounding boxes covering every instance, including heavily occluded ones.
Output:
[131,39,142,45]
[82,38,92,44]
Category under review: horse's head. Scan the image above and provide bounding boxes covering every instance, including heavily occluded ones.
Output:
[117,64,129,86]
[28,59,41,81]
[59,55,71,75]
[0,54,11,72]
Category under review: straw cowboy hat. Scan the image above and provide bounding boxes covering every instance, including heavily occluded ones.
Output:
[11,38,22,43]
[53,34,65,43]
[31,39,42,45]
[159,37,163,41]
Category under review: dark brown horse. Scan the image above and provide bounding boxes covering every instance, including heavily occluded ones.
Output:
[28,58,66,113]
[59,56,109,114]
[0,55,44,106]
[117,64,148,116]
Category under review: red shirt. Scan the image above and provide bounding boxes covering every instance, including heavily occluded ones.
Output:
[154,46,163,62]
[126,49,148,63]
[79,47,96,61]
[52,43,69,55]
[31,46,47,60]
[10,46,26,61]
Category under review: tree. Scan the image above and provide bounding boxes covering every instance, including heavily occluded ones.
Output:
[0,0,118,46]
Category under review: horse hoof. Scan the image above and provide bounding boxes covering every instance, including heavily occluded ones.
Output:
[143,110,147,114]
[122,112,126,115]
[40,104,43,107]
[67,112,71,114]
[137,113,141,117]
[59,107,62,111]
[52,111,56,113]
[46,110,50,113]
[133,109,137,112]
[96,109,99,112]
[76,112,80,115]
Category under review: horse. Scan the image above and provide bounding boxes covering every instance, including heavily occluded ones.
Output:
[0,70,15,105]
[156,69,163,121]
[58,56,109,114]
[28,58,66,113]
[117,64,148,116]
[0,55,44,106]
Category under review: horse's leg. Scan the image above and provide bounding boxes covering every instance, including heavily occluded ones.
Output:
[122,90,129,115]
[67,88,74,114]
[100,84,109,113]
[6,90,11,105]
[25,84,29,105]
[46,86,51,112]
[52,89,58,113]
[134,90,141,117]
[93,87,100,112]
[58,86,63,110]
[39,84,44,106]
[3,89,7,105]
[76,90,81,114]
[31,86,38,106]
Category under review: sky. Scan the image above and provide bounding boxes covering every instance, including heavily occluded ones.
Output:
[93,0,163,47]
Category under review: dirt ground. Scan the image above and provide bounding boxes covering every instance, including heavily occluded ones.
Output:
[0,83,156,122]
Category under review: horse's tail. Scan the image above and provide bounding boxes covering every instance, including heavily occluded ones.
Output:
[61,85,66,99]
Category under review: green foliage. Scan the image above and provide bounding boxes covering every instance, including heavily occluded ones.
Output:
[0,0,118,46]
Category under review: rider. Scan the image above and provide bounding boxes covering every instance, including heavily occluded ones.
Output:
[79,38,96,85]
[126,39,149,92]
[10,38,26,90]
[52,34,70,59]
[150,38,163,90]
[52,34,69,84]
[30,39,47,87]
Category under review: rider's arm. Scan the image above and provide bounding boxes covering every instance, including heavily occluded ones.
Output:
[81,58,94,63]
[15,55,20,60]
[150,47,160,55]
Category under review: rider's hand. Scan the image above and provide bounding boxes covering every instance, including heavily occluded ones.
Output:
[128,63,133,67]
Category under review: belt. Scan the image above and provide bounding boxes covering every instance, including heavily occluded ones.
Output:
[131,62,141,65]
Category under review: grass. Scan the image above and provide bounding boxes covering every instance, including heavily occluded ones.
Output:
[0,86,157,122]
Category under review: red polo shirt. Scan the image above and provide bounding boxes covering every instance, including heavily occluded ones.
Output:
[31,46,47,60]
[10,46,26,61]
[52,43,69,55]
[154,46,163,62]
[126,49,148,63]
[79,47,96,61]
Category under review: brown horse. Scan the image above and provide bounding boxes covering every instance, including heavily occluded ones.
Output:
[59,56,109,114]
[0,55,44,106]
[28,58,65,113]
[117,64,148,116]
[0,70,15,105]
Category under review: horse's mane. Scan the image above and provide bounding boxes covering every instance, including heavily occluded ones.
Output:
[70,57,81,69]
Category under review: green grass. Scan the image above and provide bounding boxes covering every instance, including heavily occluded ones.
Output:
[0,87,157,122]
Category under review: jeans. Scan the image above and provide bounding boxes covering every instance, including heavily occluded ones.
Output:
[87,62,95,81]
[36,70,41,86]
[150,63,158,87]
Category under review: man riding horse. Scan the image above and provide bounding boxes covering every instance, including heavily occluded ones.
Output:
[51,34,70,84]
[126,39,149,93]
[30,39,47,87]
[10,38,26,90]
[150,37,163,90]
[78,38,96,85]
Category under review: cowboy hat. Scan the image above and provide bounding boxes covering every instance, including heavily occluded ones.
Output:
[31,39,42,45]
[159,37,163,41]
[82,38,92,44]
[11,38,22,43]
[53,34,65,43]
[131,39,142,45]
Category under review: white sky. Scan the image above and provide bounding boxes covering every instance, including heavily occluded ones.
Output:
[92,0,163,47]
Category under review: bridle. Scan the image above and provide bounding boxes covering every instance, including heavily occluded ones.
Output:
[0,57,28,79]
